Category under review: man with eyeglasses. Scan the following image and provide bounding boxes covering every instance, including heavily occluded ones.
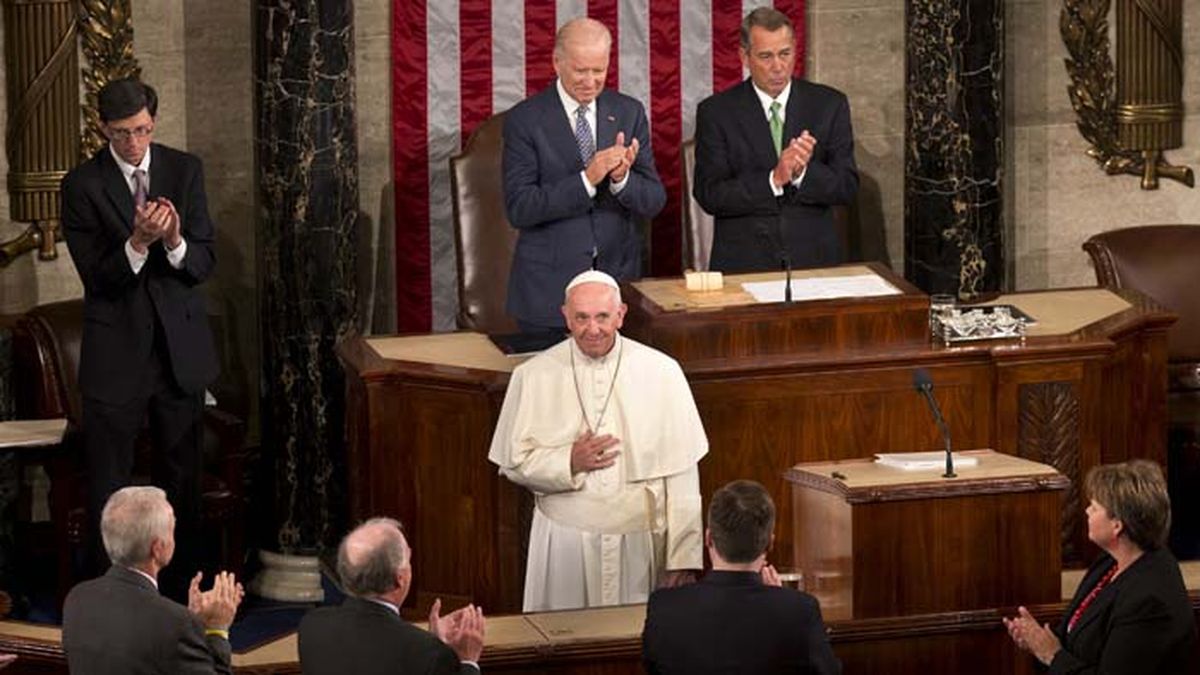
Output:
[61,78,219,599]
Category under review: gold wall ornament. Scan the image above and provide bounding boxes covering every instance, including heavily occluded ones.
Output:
[77,0,141,159]
[0,0,80,267]
[1061,0,1193,189]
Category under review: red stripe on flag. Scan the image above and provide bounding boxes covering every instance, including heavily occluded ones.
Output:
[649,0,682,276]
[460,0,493,140]
[525,0,557,94]
[392,0,431,332]
[712,0,743,92]
[588,0,619,92]
[775,0,807,78]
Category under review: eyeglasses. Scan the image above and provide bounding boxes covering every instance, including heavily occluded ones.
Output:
[107,125,154,141]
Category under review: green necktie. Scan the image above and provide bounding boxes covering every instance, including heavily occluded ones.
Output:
[769,101,783,155]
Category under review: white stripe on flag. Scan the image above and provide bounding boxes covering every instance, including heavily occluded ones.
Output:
[746,0,772,15]
[427,0,461,331]
[618,0,650,117]
[680,0,713,141]
[493,0,525,113]
[557,0,586,25]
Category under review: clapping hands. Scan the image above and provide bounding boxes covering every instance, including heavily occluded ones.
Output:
[429,598,486,663]
[585,132,640,186]
[1003,606,1061,666]
[131,197,182,253]
[187,571,245,631]
[772,130,816,188]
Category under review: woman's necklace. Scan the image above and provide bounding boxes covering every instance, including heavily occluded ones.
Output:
[570,336,624,434]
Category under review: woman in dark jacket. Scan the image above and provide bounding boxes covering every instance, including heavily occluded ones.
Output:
[1004,460,1196,674]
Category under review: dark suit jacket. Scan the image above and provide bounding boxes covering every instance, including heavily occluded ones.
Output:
[694,78,858,273]
[642,570,842,675]
[298,596,477,675]
[62,565,232,674]
[61,144,218,404]
[502,84,666,327]
[1049,547,1196,674]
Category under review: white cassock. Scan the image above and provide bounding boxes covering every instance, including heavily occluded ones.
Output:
[488,334,708,612]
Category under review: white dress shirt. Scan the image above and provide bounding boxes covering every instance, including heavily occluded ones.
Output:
[111,145,187,274]
[555,79,629,197]
[750,80,807,195]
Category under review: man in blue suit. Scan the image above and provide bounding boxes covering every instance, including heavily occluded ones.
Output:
[502,18,666,333]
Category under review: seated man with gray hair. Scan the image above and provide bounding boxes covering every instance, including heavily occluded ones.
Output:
[298,518,485,674]
[62,486,243,674]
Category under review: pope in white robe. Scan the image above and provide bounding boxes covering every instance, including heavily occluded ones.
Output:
[488,271,709,612]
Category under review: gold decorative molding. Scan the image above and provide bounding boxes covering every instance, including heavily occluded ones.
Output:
[1061,0,1193,189]
[0,0,79,266]
[77,0,141,159]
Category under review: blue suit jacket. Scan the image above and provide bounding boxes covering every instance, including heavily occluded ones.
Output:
[502,84,665,327]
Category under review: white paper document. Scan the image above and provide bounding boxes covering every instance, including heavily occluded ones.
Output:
[874,452,980,471]
[742,274,902,303]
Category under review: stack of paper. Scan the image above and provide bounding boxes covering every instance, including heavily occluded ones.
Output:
[874,452,979,471]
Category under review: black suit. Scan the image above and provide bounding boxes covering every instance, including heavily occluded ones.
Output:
[642,570,841,675]
[62,565,231,674]
[1049,547,1196,674]
[298,597,477,674]
[694,78,858,272]
[502,84,665,329]
[62,144,218,585]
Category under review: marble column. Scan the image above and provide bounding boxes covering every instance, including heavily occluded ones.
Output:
[254,0,358,556]
[904,0,1004,297]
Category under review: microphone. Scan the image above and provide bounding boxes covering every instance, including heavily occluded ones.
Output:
[761,210,793,304]
[775,189,793,303]
[913,368,955,478]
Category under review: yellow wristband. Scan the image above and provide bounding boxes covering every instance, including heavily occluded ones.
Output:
[205,629,230,640]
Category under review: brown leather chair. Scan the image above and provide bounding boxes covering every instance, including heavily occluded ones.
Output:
[451,112,519,334]
[1084,226,1200,384]
[681,138,852,271]
[1084,224,1200,556]
[10,299,247,597]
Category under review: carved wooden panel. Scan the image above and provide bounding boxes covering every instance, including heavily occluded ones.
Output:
[1018,382,1082,563]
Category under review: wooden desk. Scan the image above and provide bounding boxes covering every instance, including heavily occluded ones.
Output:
[338,284,1175,614]
[787,451,1068,619]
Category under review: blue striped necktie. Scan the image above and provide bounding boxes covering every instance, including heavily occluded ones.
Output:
[575,105,595,165]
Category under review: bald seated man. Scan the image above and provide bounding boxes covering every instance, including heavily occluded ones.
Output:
[503,17,665,334]
[489,270,709,611]
[298,518,485,675]
[62,486,244,674]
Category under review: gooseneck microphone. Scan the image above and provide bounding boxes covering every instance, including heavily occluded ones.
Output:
[913,368,955,478]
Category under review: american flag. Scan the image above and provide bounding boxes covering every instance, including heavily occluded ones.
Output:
[392,0,807,332]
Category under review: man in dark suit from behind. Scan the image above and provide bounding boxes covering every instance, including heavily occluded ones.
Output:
[298,518,485,674]
[502,17,665,334]
[61,78,219,594]
[693,7,858,273]
[642,480,841,675]
[62,486,244,675]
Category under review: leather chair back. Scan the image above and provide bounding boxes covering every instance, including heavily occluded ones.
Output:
[13,299,84,422]
[681,138,714,271]
[451,112,519,334]
[1084,225,1200,387]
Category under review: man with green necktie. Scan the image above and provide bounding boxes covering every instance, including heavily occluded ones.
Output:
[693,7,859,273]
